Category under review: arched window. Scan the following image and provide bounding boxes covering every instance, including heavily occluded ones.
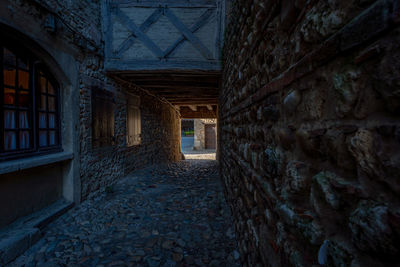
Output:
[1,44,61,160]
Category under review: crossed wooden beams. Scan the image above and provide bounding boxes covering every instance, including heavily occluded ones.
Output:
[113,6,215,60]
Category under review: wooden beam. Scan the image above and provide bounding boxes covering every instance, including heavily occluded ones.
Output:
[102,0,112,59]
[112,0,217,8]
[165,96,217,100]
[132,80,218,87]
[115,7,163,58]
[164,8,214,60]
[113,69,221,76]
[169,100,218,105]
[114,7,164,58]
[163,8,215,58]
[120,75,219,82]
[105,59,221,71]
[178,104,218,107]
[158,93,218,98]
[180,106,218,119]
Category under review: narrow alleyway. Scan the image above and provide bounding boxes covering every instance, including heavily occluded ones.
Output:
[9,158,240,267]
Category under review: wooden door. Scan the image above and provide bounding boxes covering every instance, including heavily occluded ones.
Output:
[205,124,216,149]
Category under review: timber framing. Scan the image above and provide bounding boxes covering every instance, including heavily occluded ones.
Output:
[103,0,225,72]
[110,70,219,106]
[104,0,224,107]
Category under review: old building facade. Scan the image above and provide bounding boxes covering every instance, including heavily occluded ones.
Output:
[0,0,399,266]
[0,0,181,237]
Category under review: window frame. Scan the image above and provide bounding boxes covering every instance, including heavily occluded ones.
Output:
[0,42,62,161]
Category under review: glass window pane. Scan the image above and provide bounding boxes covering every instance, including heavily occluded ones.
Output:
[40,95,46,110]
[18,58,29,70]
[19,131,30,149]
[19,91,30,107]
[4,88,15,105]
[19,111,29,128]
[4,67,15,86]
[4,110,16,129]
[4,48,16,66]
[39,112,47,128]
[49,131,56,145]
[4,131,16,151]
[48,82,55,95]
[39,131,47,147]
[39,76,47,93]
[48,113,55,128]
[48,96,55,111]
[18,70,29,89]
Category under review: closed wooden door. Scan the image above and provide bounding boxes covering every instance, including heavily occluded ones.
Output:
[205,124,216,149]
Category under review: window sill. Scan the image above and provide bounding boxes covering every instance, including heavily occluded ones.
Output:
[0,151,74,175]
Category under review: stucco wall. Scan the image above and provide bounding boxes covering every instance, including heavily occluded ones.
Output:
[220,0,400,266]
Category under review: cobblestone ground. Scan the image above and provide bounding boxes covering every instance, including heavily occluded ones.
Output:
[10,157,240,267]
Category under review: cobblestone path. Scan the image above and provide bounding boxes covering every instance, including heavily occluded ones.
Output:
[10,158,240,267]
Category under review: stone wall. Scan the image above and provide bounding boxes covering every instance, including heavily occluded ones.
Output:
[220,0,400,266]
[29,0,182,201]
[1,0,181,204]
[194,119,217,150]
[79,77,181,200]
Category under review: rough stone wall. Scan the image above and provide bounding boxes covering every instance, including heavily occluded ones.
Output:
[194,119,217,150]
[79,77,181,200]
[220,0,400,266]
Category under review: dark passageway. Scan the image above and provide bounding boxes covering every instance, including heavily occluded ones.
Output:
[1,1,399,266]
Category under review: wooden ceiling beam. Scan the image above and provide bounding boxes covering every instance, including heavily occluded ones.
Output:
[135,83,218,88]
[120,75,219,82]
[189,105,197,111]
[169,101,218,105]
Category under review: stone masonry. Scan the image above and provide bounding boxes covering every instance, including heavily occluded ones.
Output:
[194,119,217,150]
[220,0,400,266]
[1,0,181,202]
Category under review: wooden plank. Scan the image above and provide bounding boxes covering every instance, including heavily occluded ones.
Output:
[105,59,221,71]
[114,7,164,58]
[168,99,217,102]
[170,101,218,105]
[111,0,217,8]
[167,96,217,99]
[162,94,218,99]
[151,90,218,94]
[112,69,220,75]
[159,94,218,98]
[102,0,112,59]
[118,74,220,83]
[141,86,218,90]
[163,8,215,58]
[116,7,163,58]
[164,8,214,60]
[215,0,225,60]
[132,80,218,87]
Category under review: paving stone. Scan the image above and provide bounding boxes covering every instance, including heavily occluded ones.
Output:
[8,159,241,267]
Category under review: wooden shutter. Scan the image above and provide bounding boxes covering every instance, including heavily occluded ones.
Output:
[127,94,141,146]
[92,87,114,148]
